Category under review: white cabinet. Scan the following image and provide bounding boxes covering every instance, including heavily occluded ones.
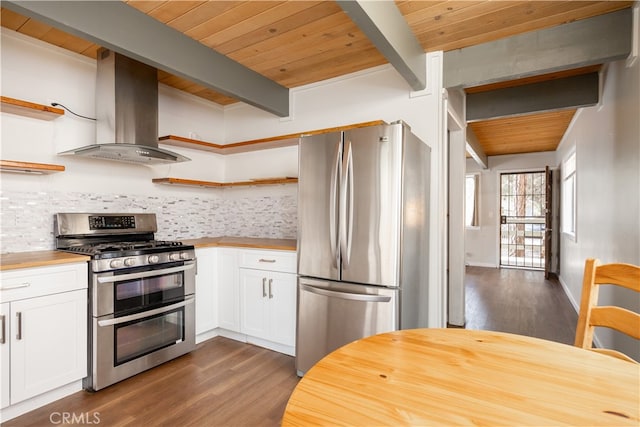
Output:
[9,290,87,404]
[239,268,296,348]
[1,302,9,409]
[0,262,87,413]
[195,247,218,337]
[192,246,296,355]
[218,248,240,332]
[239,249,297,355]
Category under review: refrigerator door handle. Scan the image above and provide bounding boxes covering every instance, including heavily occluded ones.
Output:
[301,284,392,302]
[329,141,342,269]
[340,139,354,267]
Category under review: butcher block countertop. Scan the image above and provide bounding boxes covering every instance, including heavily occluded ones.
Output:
[0,237,295,271]
[182,236,296,251]
[0,251,91,271]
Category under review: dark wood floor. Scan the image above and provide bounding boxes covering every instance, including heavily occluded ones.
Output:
[3,337,299,427]
[5,266,578,426]
[464,266,578,345]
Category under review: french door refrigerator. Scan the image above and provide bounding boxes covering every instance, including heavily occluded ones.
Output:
[296,121,431,376]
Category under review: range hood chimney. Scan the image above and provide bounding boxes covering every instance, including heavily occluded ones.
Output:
[59,48,189,165]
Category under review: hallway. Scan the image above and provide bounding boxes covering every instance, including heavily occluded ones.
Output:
[464,266,578,345]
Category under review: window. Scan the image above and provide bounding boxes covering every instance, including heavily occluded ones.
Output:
[465,174,479,228]
[562,151,577,240]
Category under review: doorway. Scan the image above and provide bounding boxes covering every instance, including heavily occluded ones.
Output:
[499,171,546,269]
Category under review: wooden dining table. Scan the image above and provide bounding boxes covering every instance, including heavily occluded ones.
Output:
[282,328,640,426]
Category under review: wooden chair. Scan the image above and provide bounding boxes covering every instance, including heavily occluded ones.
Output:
[574,258,640,363]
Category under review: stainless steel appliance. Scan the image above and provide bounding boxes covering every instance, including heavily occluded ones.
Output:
[58,48,189,165]
[54,213,196,391]
[296,121,430,376]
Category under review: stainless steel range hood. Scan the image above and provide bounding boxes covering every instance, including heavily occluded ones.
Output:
[59,48,189,165]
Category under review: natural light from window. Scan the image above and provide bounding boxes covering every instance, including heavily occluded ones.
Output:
[562,151,577,240]
[465,174,479,228]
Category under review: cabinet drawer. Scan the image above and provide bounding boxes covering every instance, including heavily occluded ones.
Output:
[239,250,296,273]
[0,263,88,302]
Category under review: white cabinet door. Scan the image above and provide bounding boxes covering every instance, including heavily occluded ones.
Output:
[239,268,296,347]
[10,289,87,405]
[239,268,269,339]
[1,302,9,409]
[267,271,297,347]
[195,248,218,335]
[218,249,240,332]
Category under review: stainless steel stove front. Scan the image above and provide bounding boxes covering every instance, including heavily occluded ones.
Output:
[85,258,196,391]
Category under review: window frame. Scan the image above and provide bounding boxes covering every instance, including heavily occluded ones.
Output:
[465,173,480,229]
[561,150,577,241]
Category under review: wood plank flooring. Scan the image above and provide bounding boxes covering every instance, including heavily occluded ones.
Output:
[5,266,578,426]
[3,337,299,427]
[465,266,578,345]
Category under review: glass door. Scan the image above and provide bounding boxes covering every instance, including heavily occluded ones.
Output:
[500,171,546,269]
[115,307,185,365]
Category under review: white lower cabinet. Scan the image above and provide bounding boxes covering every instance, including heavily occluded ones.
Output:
[239,268,296,348]
[195,247,218,337]
[238,249,297,355]
[193,247,296,355]
[1,302,10,410]
[9,290,87,404]
[0,262,88,421]
[218,248,240,332]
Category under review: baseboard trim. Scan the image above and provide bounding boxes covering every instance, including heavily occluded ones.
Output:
[465,262,499,268]
[447,322,465,328]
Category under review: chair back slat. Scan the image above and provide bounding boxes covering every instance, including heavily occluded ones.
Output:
[595,263,640,292]
[574,258,640,364]
[590,306,640,340]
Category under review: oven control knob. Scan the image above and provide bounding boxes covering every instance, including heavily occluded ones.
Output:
[180,252,190,260]
[124,258,136,267]
[169,253,180,261]
[110,259,123,268]
[148,255,160,264]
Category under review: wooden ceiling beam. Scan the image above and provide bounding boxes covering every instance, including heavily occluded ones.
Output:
[444,8,632,88]
[466,127,488,170]
[467,72,600,122]
[337,0,426,91]
[3,0,290,117]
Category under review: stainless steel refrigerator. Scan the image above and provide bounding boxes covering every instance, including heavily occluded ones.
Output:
[296,121,430,376]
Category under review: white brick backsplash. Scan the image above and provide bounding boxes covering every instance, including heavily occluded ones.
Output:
[0,188,297,253]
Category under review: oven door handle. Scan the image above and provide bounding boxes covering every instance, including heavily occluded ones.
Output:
[97,263,195,284]
[97,296,194,327]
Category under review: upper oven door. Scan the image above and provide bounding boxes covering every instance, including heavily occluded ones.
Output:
[92,260,196,317]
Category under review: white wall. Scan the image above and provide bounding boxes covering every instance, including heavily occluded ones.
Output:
[0,29,227,192]
[465,151,557,267]
[556,55,640,360]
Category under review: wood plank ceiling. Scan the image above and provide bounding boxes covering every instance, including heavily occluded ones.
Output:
[0,1,633,157]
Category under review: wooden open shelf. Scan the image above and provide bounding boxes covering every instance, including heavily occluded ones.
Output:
[152,177,298,189]
[1,96,64,120]
[159,120,385,155]
[0,160,65,174]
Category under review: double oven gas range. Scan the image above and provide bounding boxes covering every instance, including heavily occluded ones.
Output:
[55,213,196,391]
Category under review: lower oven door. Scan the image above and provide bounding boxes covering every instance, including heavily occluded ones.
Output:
[86,296,195,391]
